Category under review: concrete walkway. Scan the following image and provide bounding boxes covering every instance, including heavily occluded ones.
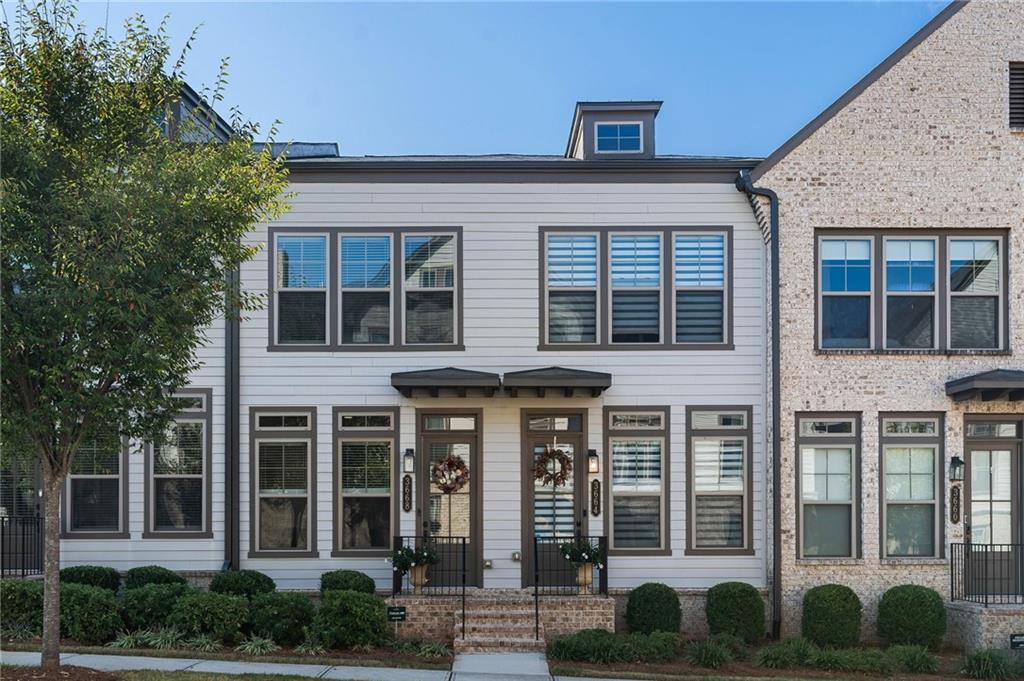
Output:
[0,649,607,681]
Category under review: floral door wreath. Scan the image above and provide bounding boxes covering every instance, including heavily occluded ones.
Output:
[534,446,573,487]
[431,454,470,494]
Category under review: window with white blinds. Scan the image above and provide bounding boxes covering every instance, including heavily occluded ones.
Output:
[404,234,457,344]
[674,234,726,343]
[546,234,598,344]
[340,235,391,345]
[339,441,392,550]
[688,407,751,553]
[257,440,310,551]
[275,234,328,345]
[68,431,123,533]
[610,234,662,343]
[606,408,668,552]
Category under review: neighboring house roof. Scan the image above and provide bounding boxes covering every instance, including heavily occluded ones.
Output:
[254,142,340,159]
[750,0,969,182]
[179,81,234,142]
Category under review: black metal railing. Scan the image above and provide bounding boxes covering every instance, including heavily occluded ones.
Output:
[391,535,466,639]
[950,542,1024,606]
[1,515,44,577]
[533,535,608,639]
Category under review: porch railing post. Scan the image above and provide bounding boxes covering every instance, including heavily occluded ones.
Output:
[392,535,402,596]
[460,537,466,640]
[599,536,608,596]
[533,536,540,641]
[20,517,26,578]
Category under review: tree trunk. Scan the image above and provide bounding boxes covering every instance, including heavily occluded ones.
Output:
[41,475,62,668]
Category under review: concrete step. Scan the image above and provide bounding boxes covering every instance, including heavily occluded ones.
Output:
[453,635,547,654]
[456,608,536,621]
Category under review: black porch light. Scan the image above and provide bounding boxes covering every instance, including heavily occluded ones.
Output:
[403,448,416,474]
[587,449,600,474]
[950,455,965,482]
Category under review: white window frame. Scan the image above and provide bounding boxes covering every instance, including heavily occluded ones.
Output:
[817,236,875,350]
[338,412,394,432]
[607,231,663,345]
[946,236,1005,351]
[273,232,329,346]
[256,412,312,432]
[254,437,313,553]
[880,426,940,559]
[150,418,207,534]
[401,232,458,346]
[882,236,939,351]
[672,230,729,345]
[337,437,394,552]
[593,120,644,155]
[66,434,124,535]
[608,435,666,551]
[338,232,393,346]
[544,231,600,346]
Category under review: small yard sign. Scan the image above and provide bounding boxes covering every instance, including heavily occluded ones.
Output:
[1011,634,1024,650]
[387,606,407,623]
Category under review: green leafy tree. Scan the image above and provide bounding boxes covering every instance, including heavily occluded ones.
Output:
[1,1,288,667]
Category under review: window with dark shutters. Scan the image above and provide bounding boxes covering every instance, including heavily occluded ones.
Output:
[1011,63,1024,128]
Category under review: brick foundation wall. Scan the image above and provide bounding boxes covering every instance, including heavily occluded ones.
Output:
[539,596,614,638]
[386,596,457,642]
[947,602,1024,656]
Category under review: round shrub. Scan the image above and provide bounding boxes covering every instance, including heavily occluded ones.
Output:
[877,584,946,650]
[1,579,43,632]
[60,582,121,644]
[60,565,121,592]
[626,583,681,634]
[121,582,192,631]
[250,592,316,646]
[209,569,275,599]
[168,591,249,645]
[705,581,765,644]
[801,584,861,648]
[320,569,376,595]
[123,565,187,590]
[312,590,387,649]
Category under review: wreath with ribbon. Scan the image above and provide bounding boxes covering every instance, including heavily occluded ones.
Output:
[533,447,573,487]
[431,454,470,494]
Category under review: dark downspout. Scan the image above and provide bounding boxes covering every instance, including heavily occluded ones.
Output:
[736,170,782,639]
[224,269,241,570]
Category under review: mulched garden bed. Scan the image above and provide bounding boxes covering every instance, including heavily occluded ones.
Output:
[4,666,120,681]
[551,650,965,680]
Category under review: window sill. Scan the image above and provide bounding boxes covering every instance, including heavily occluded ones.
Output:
[608,548,673,557]
[685,548,755,557]
[142,531,213,540]
[61,531,130,540]
[538,343,735,352]
[796,558,863,566]
[815,348,1011,357]
[247,550,320,559]
[268,344,466,353]
[330,549,392,558]
[879,558,947,566]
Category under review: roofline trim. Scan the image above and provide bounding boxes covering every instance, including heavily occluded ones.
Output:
[750,0,968,182]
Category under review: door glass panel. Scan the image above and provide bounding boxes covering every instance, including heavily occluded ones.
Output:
[969,449,1014,545]
[428,442,471,537]
[533,441,576,539]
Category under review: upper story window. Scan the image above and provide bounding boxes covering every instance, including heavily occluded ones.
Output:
[816,232,1006,352]
[595,122,642,153]
[1010,62,1023,129]
[541,227,732,350]
[269,228,463,351]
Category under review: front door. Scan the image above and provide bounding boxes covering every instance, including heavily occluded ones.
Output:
[416,411,482,587]
[521,411,588,587]
[965,435,1022,599]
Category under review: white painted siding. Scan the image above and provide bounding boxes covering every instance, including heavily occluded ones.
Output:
[240,181,769,591]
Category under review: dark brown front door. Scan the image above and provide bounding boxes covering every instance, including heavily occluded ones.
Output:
[521,410,588,587]
[416,411,482,587]
[965,442,1022,598]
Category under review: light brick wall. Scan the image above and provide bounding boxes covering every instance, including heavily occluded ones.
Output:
[757,1,1024,640]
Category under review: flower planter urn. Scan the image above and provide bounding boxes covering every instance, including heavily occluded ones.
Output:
[410,564,428,594]
[576,563,593,594]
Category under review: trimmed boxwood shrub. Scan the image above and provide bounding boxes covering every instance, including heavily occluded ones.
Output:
[168,591,249,645]
[801,584,861,648]
[877,584,946,650]
[312,590,387,649]
[60,565,121,592]
[320,569,376,595]
[626,582,681,634]
[209,569,275,599]
[60,582,121,644]
[1,579,44,632]
[123,565,187,590]
[250,592,316,646]
[121,582,192,631]
[705,581,765,644]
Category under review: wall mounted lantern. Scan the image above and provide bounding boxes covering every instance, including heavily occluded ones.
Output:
[950,455,965,483]
[403,448,416,474]
[587,449,600,474]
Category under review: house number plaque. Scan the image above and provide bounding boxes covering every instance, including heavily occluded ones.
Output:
[950,485,961,524]
[590,479,601,516]
[402,474,413,513]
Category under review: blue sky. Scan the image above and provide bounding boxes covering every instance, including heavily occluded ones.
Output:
[54,1,948,157]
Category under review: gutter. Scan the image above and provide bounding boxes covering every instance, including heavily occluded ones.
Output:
[224,269,241,570]
[735,170,782,639]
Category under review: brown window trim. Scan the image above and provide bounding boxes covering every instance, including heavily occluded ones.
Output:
[795,411,862,560]
[143,388,214,539]
[331,406,400,558]
[61,435,131,540]
[248,407,318,558]
[814,228,1010,354]
[538,225,735,351]
[685,405,754,556]
[267,226,465,352]
[603,406,671,556]
[877,412,945,560]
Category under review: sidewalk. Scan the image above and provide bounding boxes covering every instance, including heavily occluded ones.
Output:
[0,649,606,681]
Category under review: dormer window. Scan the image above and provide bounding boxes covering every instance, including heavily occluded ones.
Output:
[595,122,642,153]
